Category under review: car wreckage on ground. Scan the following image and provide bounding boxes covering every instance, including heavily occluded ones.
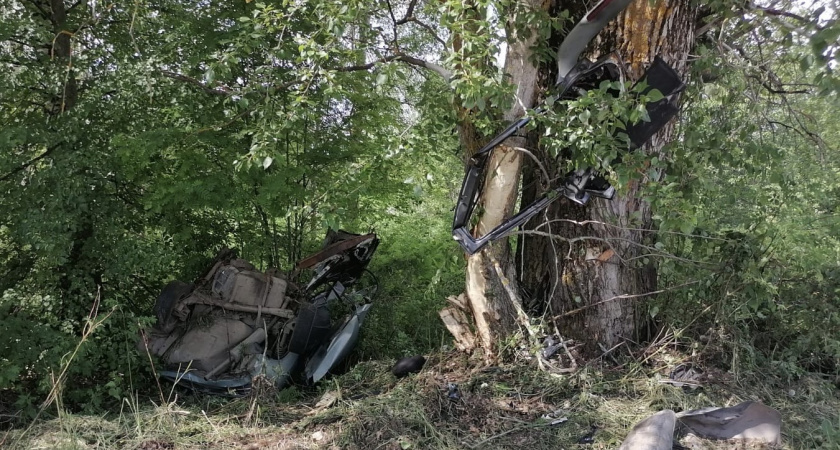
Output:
[138,230,379,396]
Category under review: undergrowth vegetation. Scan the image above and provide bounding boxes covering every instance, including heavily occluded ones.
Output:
[649,59,840,382]
[2,0,839,447]
[357,213,464,360]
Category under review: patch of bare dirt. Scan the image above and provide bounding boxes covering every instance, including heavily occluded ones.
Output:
[136,440,174,450]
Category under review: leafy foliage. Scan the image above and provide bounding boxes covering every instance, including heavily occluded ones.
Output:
[1,0,839,418]
[649,10,840,379]
[0,0,457,412]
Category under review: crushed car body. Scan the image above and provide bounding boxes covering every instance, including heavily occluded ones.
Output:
[138,230,379,396]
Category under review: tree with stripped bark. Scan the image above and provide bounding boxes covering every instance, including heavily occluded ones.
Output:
[434,0,698,360]
[441,0,839,361]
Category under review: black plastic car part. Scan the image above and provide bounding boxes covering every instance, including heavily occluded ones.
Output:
[296,231,379,292]
[451,57,685,255]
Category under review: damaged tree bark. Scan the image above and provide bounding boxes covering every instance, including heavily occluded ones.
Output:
[518,0,697,349]
[439,294,477,352]
[443,0,697,360]
[456,0,547,361]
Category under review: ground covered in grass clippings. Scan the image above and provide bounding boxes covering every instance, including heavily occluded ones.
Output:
[3,350,839,449]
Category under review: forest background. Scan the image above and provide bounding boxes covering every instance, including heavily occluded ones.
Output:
[1,0,839,446]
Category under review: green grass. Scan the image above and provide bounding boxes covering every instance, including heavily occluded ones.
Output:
[5,350,838,449]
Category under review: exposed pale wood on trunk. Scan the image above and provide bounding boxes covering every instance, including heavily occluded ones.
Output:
[439,302,478,352]
[444,0,696,357]
[461,0,547,360]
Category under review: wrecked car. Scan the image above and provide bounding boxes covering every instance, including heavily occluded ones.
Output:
[138,230,379,396]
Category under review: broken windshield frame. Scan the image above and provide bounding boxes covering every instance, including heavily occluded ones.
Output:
[451,0,685,255]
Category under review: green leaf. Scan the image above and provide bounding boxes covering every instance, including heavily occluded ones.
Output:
[646,88,664,102]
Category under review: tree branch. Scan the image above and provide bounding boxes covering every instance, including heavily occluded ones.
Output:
[488,253,536,339]
[746,74,808,94]
[748,2,813,25]
[164,54,451,100]
[21,0,50,19]
[384,0,400,51]
[332,53,452,80]
[161,70,232,96]
[397,54,452,79]
[533,218,732,241]
[395,0,419,24]
[406,18,447,47]
[0,57,37,68]
[552,280,701,320]
[392,0,446,48]
[67,0,83,13]
[4,37,40,49]
[0,143,62,182]
[333,55,401,72]
[695,16,721,37]
[515,229,717,268]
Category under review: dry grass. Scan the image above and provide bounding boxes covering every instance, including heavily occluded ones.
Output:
[4,348,839,450]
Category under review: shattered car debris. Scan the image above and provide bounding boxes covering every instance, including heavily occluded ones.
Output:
[618,402,782,449]
[138,230,379,396]
[452,0,685,254]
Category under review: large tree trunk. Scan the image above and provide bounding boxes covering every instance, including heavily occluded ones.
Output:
[449,0,697,360]
[517,0,697,349]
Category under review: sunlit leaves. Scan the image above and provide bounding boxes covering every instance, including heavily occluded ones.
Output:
[530,80,659,188]
[647,12,840,375]
[0,0,463,409]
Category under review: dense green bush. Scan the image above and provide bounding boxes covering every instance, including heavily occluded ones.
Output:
[357,213,465,360]
[2,0,838,421]
[648,57,840,380]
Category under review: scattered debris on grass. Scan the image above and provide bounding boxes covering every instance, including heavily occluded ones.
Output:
[4,347,839,449]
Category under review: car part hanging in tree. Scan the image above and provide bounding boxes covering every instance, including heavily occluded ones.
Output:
[451,0,685,255]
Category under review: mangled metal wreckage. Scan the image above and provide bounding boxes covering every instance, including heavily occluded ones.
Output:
[452,0,685,254]
[139,230,379,395]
